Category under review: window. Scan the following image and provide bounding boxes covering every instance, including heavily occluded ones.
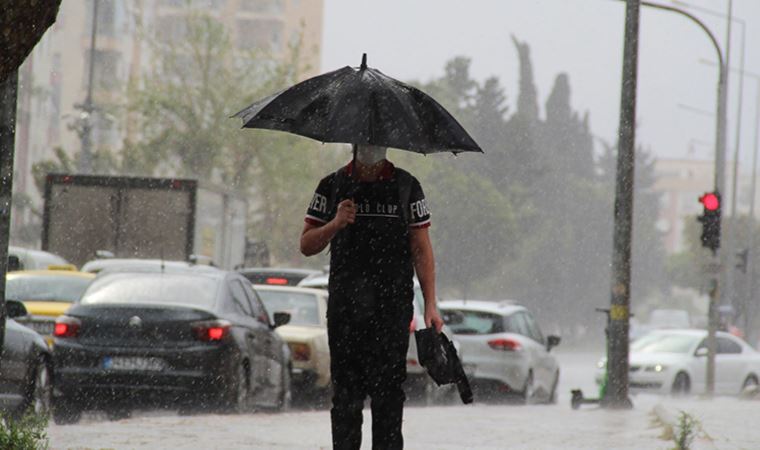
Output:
[240,0,284,14]
[156,15,187,43]
[236,18,284,52]
[507,313,530,338]
[521,312,545,344]
[229,280,253,316]
[83,49,121,90]
[443,309,504,335]
[243,283,271,325]
[717,337,742,354]
[256,289,320,326]
[82,273,218,308]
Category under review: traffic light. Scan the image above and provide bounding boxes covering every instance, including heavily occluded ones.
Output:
[697,191,721,254]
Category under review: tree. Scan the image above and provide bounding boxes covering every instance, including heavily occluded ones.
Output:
[1,0,62,356]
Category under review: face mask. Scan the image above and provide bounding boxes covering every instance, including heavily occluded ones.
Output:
[355,144,387,165]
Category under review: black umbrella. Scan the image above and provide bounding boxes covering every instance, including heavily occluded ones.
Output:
[233,54,483,155]
[414,327,473,404]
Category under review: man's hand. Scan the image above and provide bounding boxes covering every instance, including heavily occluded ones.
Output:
[425,306,444,333]
[333,199,356,229]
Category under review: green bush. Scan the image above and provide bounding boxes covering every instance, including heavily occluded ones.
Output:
[0,412,49,450]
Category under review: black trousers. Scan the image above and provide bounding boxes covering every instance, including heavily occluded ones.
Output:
[327,306,412,450]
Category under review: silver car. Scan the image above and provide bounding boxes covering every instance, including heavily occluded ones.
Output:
[439,300,561,403]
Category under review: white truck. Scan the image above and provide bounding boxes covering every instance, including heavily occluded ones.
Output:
[41,174,247,269]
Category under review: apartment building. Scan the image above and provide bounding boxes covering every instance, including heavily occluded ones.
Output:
[12,0,324,245]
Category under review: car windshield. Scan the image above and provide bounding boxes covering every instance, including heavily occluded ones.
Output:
[442,309,504,335]
[256,290,321,326]
[6,275,92,302]
[631,333,699,354]
[81,273,219,308]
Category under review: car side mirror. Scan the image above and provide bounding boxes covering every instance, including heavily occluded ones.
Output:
[695,347,708,357]
[273,311,290,328]
[6,300,28,319]
[546,335,561,352]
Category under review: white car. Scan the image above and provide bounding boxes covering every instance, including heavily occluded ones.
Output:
[298,274,458,403]
[253,285,331,393]
[439,300,561,403]
[596,329,760,396]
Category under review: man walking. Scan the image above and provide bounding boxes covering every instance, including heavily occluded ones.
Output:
[300,144,443,450]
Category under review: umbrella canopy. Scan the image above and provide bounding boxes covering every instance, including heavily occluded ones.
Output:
[233,54,483,155]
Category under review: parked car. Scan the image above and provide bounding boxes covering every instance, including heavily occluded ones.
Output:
[80,258,201,274]
[439,300,561,403]
[254,285,330,395]
[6,269,95,346]
[8,246,70,271]
[0,300,52,416]
[240,267,323,286]
[648,308,692,329]
[52,265,292,424]
[298,274,459,403]
[596,329,760,396]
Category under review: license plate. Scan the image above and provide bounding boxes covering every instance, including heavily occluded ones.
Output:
[103,356,166,371]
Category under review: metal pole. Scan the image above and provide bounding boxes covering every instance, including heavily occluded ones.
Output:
[746,78,760,340]
[0,71,18,353]
[729,20,746,321]
[627,0,726,395]
[603,0,639,409]
[79,0,99,174]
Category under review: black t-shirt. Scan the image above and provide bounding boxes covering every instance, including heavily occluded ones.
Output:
[305,162,430,312]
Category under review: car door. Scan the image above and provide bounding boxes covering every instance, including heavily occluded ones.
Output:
[715,336,745,394]
[508,312,542,389]
[243,283,285,405]
[0,320,31,410]
[227,279,269,397]
[516,312,553,396]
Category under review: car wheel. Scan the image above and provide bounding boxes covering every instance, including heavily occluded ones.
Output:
[224,360,251,414]
[742,375,759,392]
[521,371,535,405]
[276,363,292,412]
[25,359,52,417]
[52,397,83,425]
[547,371,560,405]
[671,372,691,396]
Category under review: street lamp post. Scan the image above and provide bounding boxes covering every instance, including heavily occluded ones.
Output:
[613,0,727,396]
[78,0,99,174]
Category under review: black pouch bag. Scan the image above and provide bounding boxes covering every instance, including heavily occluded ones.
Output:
[414,327,474,404]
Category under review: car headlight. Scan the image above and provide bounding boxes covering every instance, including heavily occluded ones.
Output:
[644,364,667,373]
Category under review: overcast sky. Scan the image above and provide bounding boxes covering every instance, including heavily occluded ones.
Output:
[322,0,760,168]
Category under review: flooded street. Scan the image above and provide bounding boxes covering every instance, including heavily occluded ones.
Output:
[48,350,760,449]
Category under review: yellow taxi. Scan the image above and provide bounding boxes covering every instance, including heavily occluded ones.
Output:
[6,267,95,346]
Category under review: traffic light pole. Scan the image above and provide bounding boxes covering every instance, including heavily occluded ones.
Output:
[602,0,639,410]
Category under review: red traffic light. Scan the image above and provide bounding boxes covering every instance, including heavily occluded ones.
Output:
[700,192,720,211]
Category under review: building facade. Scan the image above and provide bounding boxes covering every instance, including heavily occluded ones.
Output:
[12,0,324,246]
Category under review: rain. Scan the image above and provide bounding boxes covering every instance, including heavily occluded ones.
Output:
[2,0,760,449]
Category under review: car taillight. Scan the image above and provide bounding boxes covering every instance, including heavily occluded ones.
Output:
[488,338,521,351]
[54,316,81,338]
[289,342,311,361]
[191,320,231,342]
[409,317,417,334]
[265,277,289,285]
